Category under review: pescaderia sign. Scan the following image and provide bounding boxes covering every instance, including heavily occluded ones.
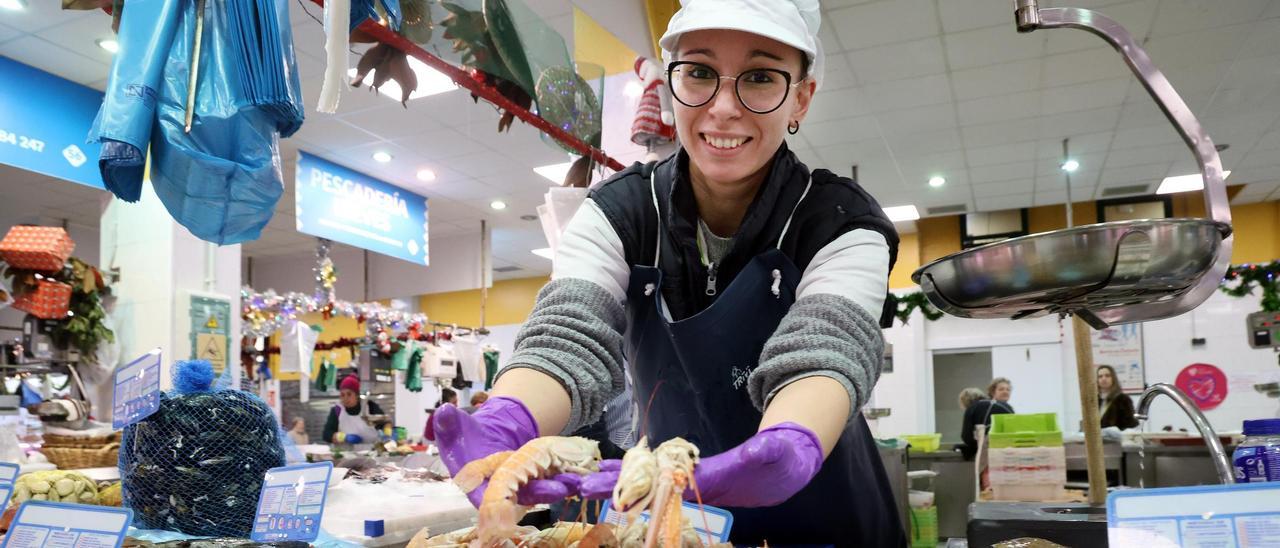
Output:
[295,151,429,265]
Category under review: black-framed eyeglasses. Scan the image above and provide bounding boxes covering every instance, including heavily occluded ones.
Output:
[667,61,802,115]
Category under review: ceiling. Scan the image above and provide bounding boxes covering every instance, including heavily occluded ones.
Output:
[2,0,1279,281]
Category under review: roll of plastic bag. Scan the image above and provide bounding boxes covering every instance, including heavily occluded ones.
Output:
[149,0,284,244]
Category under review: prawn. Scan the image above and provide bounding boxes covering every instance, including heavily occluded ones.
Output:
[644,438,699,548]
[475,436,602,546]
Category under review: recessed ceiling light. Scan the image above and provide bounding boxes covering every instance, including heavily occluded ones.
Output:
[1061,159,1080,173]
[490,200,507,211]
[883,205,920,222]
[372,151,392,163]
[531,248,554,260]
[534,161,575,184]
[96,39,119,54]
[347,56,458,102]
[0,0,27,11]
[416,169,436,182]
[1157,171,1231,195]
[928,176,946,188]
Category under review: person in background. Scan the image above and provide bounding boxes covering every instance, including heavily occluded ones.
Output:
[287,417,310,445]
[461,391,489,414]
[1097,365,1139,430]
[322,375,384,445]
[988,377,1013,410]
[441,388,458,407]
[957,387,1013,461]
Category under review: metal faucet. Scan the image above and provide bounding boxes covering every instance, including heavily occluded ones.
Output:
[1135,383,1235,484]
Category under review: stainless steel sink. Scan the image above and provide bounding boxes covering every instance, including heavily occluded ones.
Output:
[1043,506,1108,516]
[969,502,1109,546]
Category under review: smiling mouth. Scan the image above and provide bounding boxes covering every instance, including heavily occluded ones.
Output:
[701,133,752,151]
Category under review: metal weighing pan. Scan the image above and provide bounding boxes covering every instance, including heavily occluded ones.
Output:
[911,0,1234,329]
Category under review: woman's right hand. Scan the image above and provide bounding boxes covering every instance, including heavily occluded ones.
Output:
[432,398,577,507]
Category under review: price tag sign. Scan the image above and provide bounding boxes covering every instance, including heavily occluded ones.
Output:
[1108,482,1280,547]
[112,350,162,429]
[0,462,17,503]
[598,499,733,543]
[251,462,333,542]
[0,501,133,548]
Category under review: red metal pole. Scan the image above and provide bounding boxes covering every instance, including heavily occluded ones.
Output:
[309,0,625,172]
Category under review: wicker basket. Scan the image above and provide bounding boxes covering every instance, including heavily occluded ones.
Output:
[41,442,120,469]
[42,431,122,449]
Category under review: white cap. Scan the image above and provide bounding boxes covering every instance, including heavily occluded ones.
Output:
[659,0,825,91]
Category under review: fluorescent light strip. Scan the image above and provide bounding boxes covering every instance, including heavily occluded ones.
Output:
[531,248,554,260]
[1156,171,1230,195]
[534,162,574,184]
[884,205,920,222]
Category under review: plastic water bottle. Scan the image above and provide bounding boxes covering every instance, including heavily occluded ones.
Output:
[1234,418,1280,483]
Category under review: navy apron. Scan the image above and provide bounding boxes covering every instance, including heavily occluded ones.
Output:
[623,173,906,546]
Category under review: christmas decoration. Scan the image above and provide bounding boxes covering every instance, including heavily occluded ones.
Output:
[314,239,337,305]
[536,65,602,154]
[1221,261,1280,313]
[12,279,72,320]
[0,226,76,272]
[352,43,418,106]
[894,291,943,325]
[631,56,675,162]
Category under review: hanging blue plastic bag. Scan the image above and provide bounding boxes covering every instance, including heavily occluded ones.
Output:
[148,0,284,244]
[89,0,185,203]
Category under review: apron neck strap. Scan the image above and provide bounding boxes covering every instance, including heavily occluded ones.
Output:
[775,176,814,249]
[649,168,662,268]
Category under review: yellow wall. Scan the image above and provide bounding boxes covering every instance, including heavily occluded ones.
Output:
[1232,200,1280,264]
[889,233,920,289]
[267,312,367,380]
[573,8,640,77]
[419,276,551,327]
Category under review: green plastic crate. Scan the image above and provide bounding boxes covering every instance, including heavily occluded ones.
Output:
[989,413,1063,448]
[909,506,938,548]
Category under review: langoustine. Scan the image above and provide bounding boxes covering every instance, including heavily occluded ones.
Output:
[453,436,602,547]
[610,437,705,548]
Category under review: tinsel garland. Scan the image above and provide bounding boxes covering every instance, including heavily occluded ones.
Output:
[1221,261,1280,313]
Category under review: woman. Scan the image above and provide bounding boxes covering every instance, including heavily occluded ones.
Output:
[988,377,1013,409]
[321,375,384,445]
[431,1,903,544]
[1098,365,1139,430]
[958,387,1014,461]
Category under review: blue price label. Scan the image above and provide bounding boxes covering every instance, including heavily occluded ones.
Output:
[112,350,162,429]
[1,501,133,548]
[251,462,334,543]
[0,461,18,503]
[597,499,733,543]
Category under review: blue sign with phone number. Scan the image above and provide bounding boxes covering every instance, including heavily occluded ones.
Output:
[0,57,105,190]
[294,151,430,266]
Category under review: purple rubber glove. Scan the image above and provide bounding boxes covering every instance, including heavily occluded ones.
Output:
[578,459,623,500]
[433,397,574,507]
[576,423,823,508]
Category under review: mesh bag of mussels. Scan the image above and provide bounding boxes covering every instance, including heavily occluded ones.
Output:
[120,360,287,537]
